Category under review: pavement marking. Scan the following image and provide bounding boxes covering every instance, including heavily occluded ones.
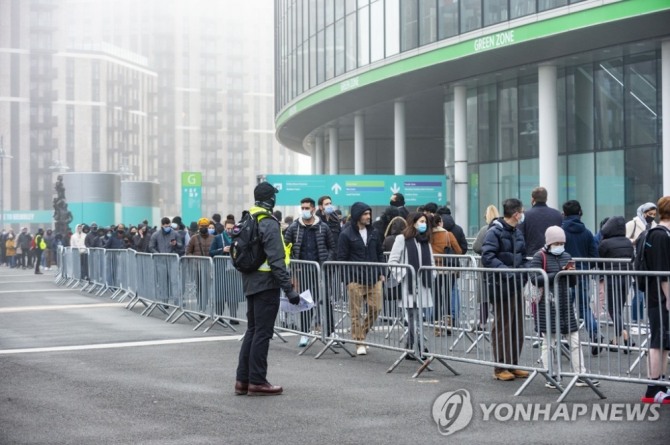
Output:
[0,335,246,355]
[0,280,56,284]
[0,289,74,294]
[0,303,127,313]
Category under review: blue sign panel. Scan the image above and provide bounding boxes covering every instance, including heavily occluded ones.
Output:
[264,175,446,206]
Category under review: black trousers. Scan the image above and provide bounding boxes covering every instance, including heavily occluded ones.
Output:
[34,250,42,273]
[236,288,280,385]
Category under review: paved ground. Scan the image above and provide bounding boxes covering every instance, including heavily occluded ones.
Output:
[1,266,668,445]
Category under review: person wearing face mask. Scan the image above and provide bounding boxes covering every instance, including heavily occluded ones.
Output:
[316,195,341,246]
[186,217,214,257]
[481,198,529,381]
[625,202,657,327]
[210,217,241,324]
[284,197,336,347]
[529,226,598,389]
[389,193,409,219]
[388,212,436,360]
[104,225,126,249]
[561,200,601,355]
[150,217,180,254]
[133,224,151,253]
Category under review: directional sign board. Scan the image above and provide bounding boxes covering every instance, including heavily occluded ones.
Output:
[181,172,202,225]
[264,175,446,206]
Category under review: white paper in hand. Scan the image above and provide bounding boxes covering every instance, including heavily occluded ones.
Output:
[280,289,315,313]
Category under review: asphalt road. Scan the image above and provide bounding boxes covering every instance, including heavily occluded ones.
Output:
[1,266,668,445]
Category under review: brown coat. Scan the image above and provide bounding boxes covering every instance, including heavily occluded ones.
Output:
[430,227,462,266]
[186,233,213,257]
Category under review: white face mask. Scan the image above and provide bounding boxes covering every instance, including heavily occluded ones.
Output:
[518,213,525,224]
[301,210,312,220]
[550,246,565,256]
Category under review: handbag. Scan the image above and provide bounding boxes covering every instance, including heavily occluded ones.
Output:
[523,252,554,304]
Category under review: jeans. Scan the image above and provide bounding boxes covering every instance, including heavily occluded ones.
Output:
[236,289,280,385]
[630,286,645,323]
[570,277,598,341]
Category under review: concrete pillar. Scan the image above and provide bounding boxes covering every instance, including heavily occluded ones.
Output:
[663,41,670,195]
[329,127,339,174]
[453,85,468,232]
[394,101,406,175]
[354,113,365,175]
[314,134,324,174]
[538,64,558,209]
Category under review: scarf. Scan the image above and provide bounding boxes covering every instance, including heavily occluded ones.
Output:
[405,236,432,289]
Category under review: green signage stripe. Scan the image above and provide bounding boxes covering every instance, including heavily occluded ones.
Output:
[276,0,669,128]
[181,172,202,187]
[347,181,385,187]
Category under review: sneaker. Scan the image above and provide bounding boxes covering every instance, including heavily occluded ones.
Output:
[493,370,515,381]
[298,336,309,347]
[545,380,561,389]
[576,378,599,387]
[641,391,670,404]
[356,345,367,356]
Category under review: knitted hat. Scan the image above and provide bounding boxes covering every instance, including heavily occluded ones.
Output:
[198,217,210,227]
[545,226,566,246]
[254,182,278,201]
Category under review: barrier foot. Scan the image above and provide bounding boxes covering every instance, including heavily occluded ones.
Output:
[164,307,180,322]
[449,329,475,350]
[513,370,539,397]
[116,291,133,304]
[193,316,210,331]
[465,332,490,354]
[273,328,288,343]
[556,376,606,403]
[412,356,434,378]
[383,317,404,340]
[314,338,353,359]
[297,336,322,356]
[204,317,237,333]
[387,352,410,373]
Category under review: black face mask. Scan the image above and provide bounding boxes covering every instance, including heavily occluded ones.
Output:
[645,215,655,225]
[199,227,208,235]
[390,200,400,207]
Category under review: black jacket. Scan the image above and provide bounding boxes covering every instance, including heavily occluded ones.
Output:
[518,203,563,255]
[337,202,385,284]
[481,218,528,299]
[441,214,468,253]
[284,216,336,264]
[562,216,598,267]
[598,216,633,270]
[315,209,341,247]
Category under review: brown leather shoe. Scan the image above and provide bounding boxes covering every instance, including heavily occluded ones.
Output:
[234,381,249,395]
[247,382,283,396]
[493,370,515,381]
[510,369,529,379]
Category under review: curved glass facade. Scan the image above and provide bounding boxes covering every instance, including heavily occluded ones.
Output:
[276,0,589,112]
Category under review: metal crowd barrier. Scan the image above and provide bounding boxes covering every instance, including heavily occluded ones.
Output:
[85,247,107,295]
[172,256,214,328]
[140,253,181,320]
[67,248,83,288]
[127,252,157,311]
[104,249,131,301]
[209,256,244,332]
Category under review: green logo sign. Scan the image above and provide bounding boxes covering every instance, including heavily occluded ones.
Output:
[264,174,446,206]
[181,172,202,225]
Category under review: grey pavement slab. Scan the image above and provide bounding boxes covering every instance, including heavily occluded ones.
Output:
[0,266,668,444]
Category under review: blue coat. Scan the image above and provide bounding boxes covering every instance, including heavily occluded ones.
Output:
[562,216,598,268]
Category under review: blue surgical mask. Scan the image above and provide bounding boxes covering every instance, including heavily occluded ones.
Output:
[519,213,525,224]
[550,246,565,256]
[301,210,312,220]
[417,223,427,233]
[208,228,215,235]
[162,226,172,233]
[325,204,334,214]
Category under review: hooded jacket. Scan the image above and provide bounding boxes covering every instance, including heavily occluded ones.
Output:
[562,216,598,266]
[337,202,385,284]
[598,216,634,269]
[625,203,658,243]
[440,214,468,253]
[284,215,336,264]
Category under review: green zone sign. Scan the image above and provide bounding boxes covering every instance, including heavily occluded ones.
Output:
[181,172,202,226]
[264,175,446,207]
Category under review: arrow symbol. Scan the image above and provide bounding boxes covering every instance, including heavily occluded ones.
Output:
[331,183,342,195]
[390,183,400,194]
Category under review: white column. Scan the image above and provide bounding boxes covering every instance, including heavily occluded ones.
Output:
[394,101,406,175]
[663,41,670,195]
[453,85,468,232]
[314,134,324,174]
[538,64,558,209]
[328,127,339,174]
[310,151,316,174]
[354,113,365,175]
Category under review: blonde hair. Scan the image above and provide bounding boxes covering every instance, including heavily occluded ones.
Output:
[484,205,500,224]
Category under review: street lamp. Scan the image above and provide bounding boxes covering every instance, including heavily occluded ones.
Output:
[0,136,14,232]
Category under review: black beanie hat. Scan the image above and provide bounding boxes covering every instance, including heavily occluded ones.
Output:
[254,182,278,202]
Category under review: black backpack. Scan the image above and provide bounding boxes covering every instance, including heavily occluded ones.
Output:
[229,209,272,273]
[633,225,670,291]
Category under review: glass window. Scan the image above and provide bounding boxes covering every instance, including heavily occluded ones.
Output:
[326,0,334,25]
[325,24,334,79]
[566,64,594,153]
[386,0,400,57]
[309,35,317,87]
[401,0,419,51]
[419,0,437,46]
[567,152,596,231]
[483,0,508,26]
[316,30,325,84]
[625,53,657,146]
[594,59,624,150]
[335,0,345,20]
[345,12,357,70]
[479,163,499,217]
[498,81,518,160]
[595,150,624,229]
[346,0,357,13]
[511,0,534,19]
[317,0,325,30]
[518,78,538,159]
[358,6,370,66]
[557,68,566,155]
[478,84,497,162]
[499,160,520,201]
[438,0,459,39]
[335,19,345,76]
[625,146,662,218]
[461,0,482,33]
[538,0,568,12]
[466,88,478,163]
[303,40,310,92]
[468,164,480,235]
[309,0,318,36]
[370,0,384,61]
[519,158,539,205]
